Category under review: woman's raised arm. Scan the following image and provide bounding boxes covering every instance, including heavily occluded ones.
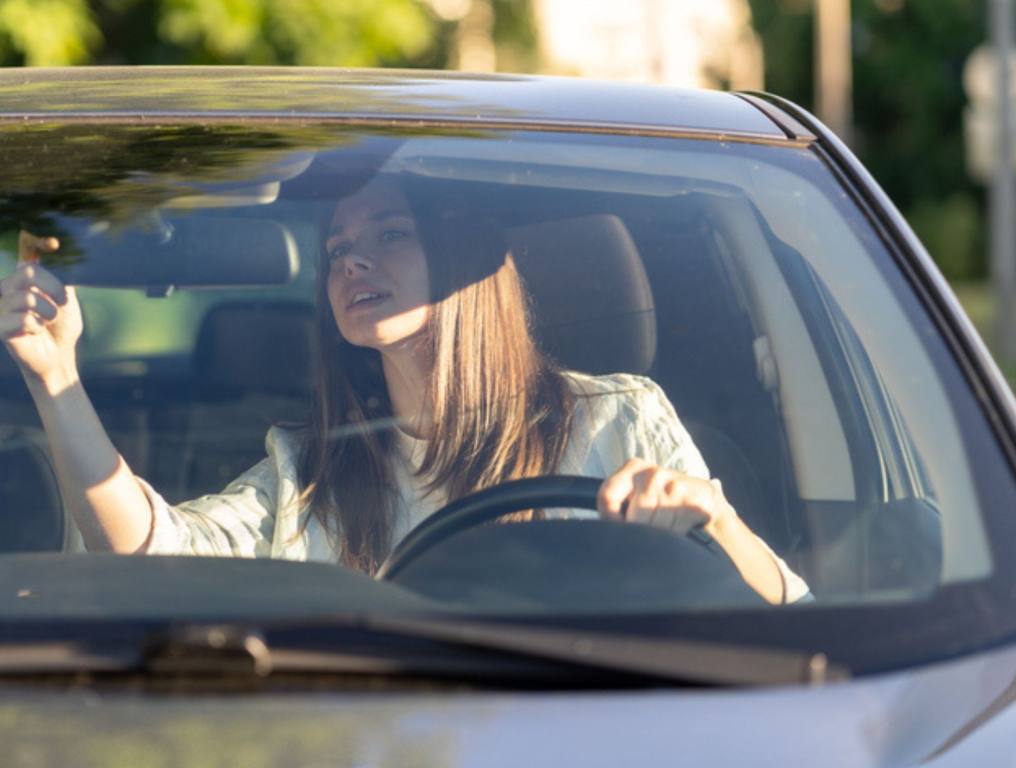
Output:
[0,232,153,552]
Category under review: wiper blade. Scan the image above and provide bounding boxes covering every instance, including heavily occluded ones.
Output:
[329,614,850,687]
[240,613,848,687]
[143,623,273,677]
[0,616,849,688]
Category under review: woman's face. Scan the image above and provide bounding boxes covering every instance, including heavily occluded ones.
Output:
[325,178,431,352]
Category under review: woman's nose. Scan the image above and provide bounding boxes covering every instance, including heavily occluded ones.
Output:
[340,250,373,276]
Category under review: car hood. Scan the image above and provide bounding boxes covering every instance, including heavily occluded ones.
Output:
[2,642,1015,766]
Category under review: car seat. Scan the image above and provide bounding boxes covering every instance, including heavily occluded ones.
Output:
[507,214,656,376]
[177,301,314,500]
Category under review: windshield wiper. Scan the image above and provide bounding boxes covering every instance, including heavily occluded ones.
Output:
[0,615,849,688]
[351,614,846,686]
[144,615,849,688]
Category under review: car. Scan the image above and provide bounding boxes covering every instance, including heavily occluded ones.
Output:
[0,66,1015,766]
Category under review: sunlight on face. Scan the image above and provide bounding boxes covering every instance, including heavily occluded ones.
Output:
[325,177,431,351]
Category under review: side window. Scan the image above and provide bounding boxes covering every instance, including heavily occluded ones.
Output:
[751,228,943,598]
[669,191,943,599]
[816,275,943,595]
[750,152,990,587]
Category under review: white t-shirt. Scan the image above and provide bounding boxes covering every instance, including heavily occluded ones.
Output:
[140,371,810,601]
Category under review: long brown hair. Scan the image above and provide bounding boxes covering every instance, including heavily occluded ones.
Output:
[298,177,575,574]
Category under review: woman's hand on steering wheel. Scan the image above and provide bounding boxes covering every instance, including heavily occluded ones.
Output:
[597,457,735,540]
[380,470,788,604]
[597,458,787,604]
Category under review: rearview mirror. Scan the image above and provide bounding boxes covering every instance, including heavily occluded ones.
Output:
[40,213,300,289]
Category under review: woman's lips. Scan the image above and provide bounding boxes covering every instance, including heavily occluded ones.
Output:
[345,290,391,311]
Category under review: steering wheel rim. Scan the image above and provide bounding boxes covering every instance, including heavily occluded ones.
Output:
[376,474,721,581]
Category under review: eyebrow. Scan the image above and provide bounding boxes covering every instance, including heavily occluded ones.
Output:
[328,209,412,239]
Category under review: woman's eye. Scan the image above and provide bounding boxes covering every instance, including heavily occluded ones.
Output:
[328,243,351,261]
[380,228,408,243]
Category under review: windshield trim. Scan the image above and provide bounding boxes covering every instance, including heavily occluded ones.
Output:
[0,113,814,149]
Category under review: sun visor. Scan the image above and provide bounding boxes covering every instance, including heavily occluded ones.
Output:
[279,135,407,201]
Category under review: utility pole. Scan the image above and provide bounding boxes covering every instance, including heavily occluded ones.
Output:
[455,0,496,72]
[814,0,853,144]
[645,0,665,84]
[991,0,1016,363]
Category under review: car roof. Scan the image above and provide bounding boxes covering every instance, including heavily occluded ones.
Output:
[0,66,792,142]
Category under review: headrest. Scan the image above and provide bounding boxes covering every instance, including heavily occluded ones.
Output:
[509,214,656,375]
[194,301,314,398]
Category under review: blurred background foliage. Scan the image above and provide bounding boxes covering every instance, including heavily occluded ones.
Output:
[0,0,440,67]
[749,0,987,281]
[0,0,540,69]
[0,0,991,282]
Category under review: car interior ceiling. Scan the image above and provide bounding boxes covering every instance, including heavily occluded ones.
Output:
[0,176,942,602]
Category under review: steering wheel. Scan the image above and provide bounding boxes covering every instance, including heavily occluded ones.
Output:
[375,474,725,581]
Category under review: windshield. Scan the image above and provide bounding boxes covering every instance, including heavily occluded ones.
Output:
[1,123,1014,676]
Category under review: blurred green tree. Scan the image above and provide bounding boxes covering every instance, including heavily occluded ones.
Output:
[0,0,540,69]
[157,0,434,66]
[491,0,540,73]
[0,0,439,66]
[748,0,987,281]
[0,0,101,65]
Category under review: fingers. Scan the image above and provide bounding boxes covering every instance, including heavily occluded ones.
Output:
[626,467,669,525]
[0,292,56,337]
[597,457,652,519]
[3,290,59,320]
[7,231,66,303]
[598,460,720,535]
[0,242,68,341]
[0,261,68,308]
[18,231,60,265]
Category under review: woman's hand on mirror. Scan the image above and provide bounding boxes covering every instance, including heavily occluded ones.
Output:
[0,232,83,392]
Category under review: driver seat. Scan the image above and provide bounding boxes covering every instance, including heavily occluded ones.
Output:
[507,212,775,545]
[508,214,656,376]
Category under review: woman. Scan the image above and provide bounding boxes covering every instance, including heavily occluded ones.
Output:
[0,173,809,604]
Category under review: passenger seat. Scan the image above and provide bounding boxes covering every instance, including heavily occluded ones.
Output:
[177,301,314,500]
